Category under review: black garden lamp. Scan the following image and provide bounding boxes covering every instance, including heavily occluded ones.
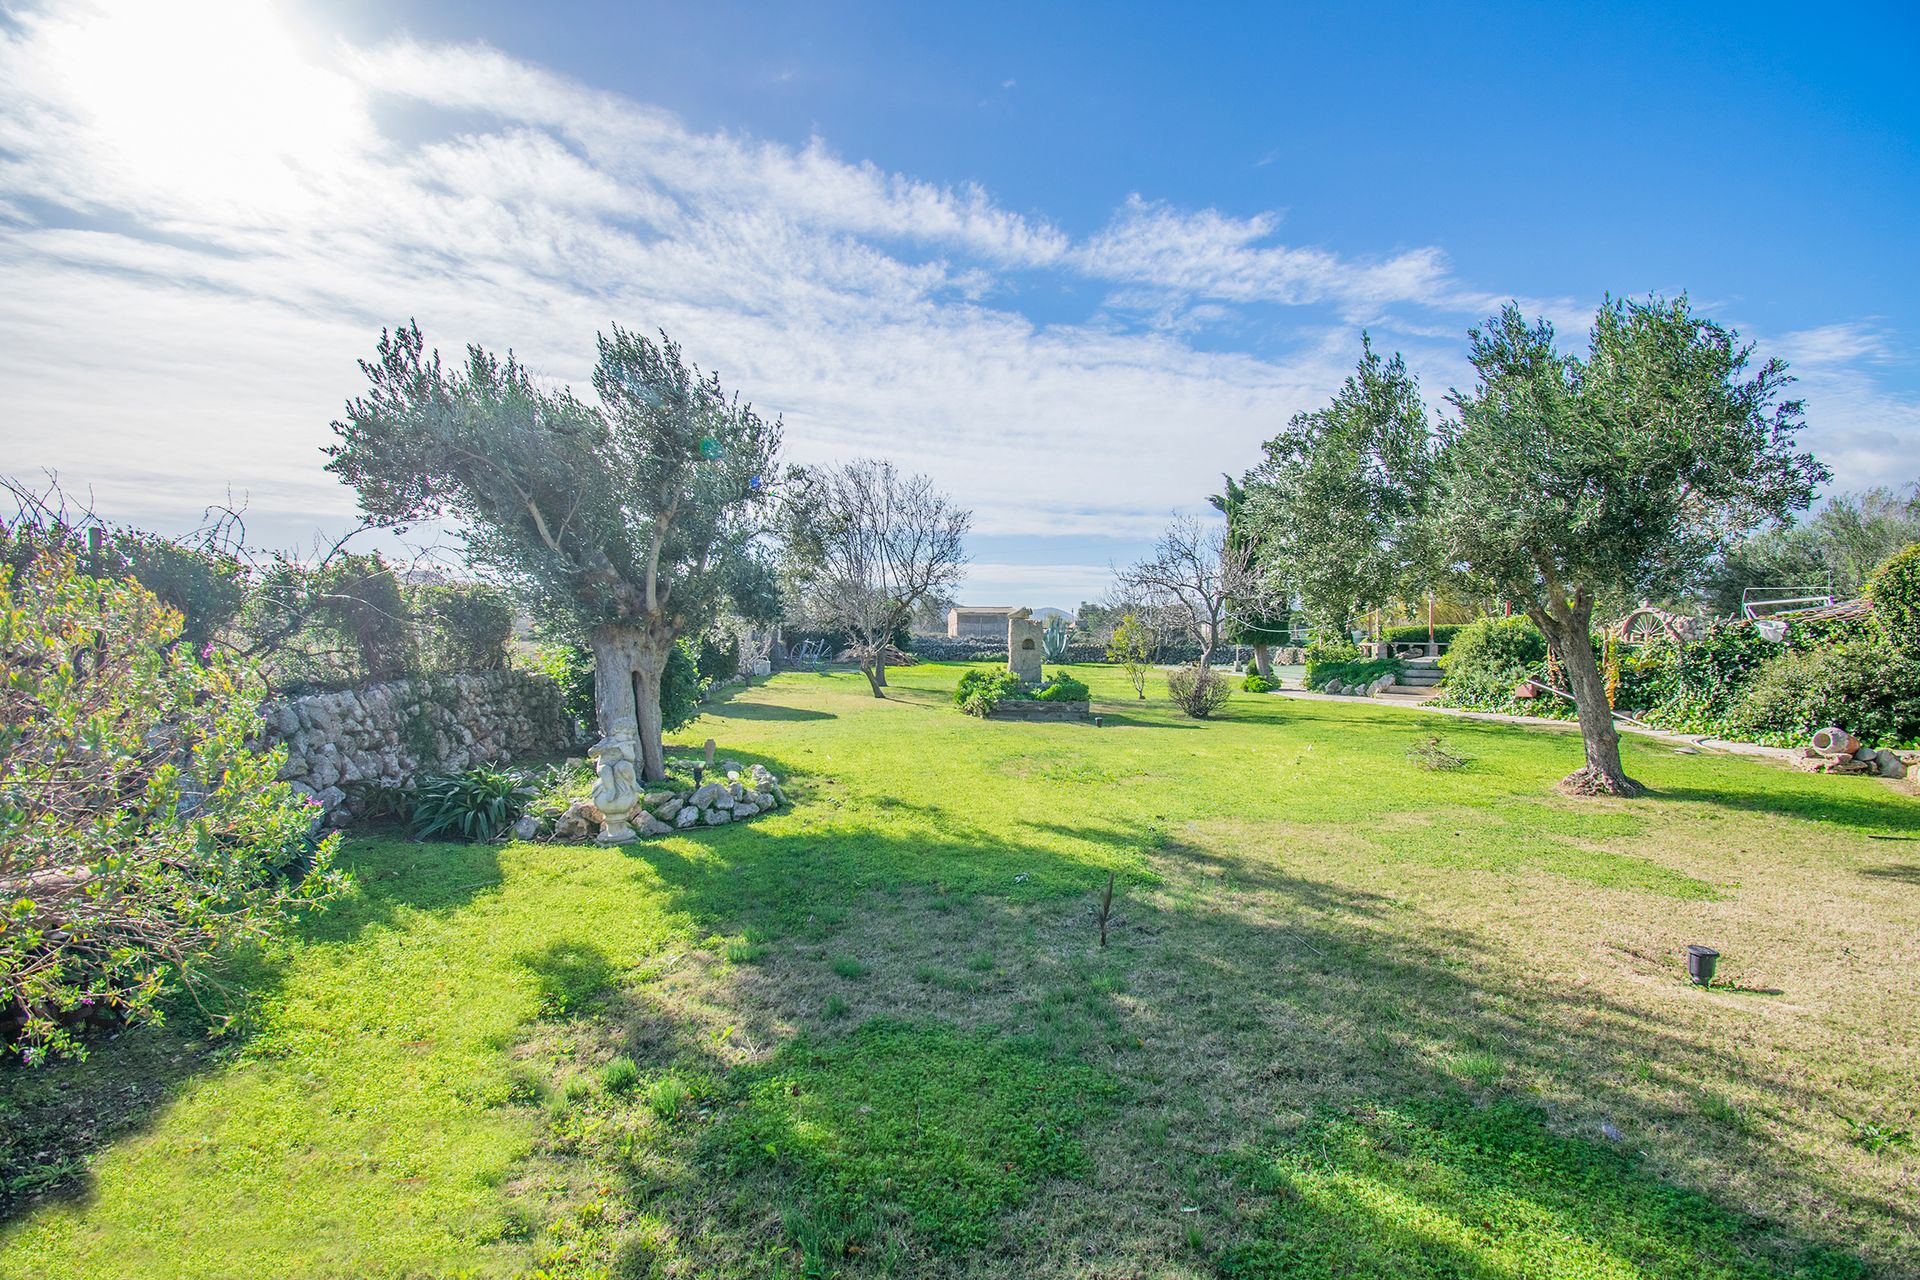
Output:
[1686,945,1719,986]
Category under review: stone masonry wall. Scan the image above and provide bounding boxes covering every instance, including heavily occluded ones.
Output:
[260,671,577,826]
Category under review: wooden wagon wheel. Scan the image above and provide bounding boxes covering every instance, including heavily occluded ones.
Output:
[1617,606,1678,644]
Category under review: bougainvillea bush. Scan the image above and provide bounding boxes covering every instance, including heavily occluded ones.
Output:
[0,554,343,1064]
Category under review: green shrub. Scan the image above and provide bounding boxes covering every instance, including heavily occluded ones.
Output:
[1166,665,1231,718]
[409,766,536,842]
[955,668,1089,714]
[1242,673,1277,692]
[1867,541,1920,655]
[0,553,342,1063]
[1721,637,1920,748]
[694,633,740,685]
[412,582,513,672]
[1033,672,1090,702]
[0,517,248,651]
[1303,636,1361,676]
[526,639,704,737]
[1439,616,1548,705]
[954,668,1025,716]
[1621,622,1782,729]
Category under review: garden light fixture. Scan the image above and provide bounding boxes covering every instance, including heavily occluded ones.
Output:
[1686,944,1719,986]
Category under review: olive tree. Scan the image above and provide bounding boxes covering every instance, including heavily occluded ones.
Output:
[327,322,779,781]
[780,459,969,698]
[1210,474,1292,677]
[1245,336,1437,640]
[1437,296,1827,795]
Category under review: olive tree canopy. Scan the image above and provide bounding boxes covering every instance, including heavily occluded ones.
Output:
[1245,336,1438,640]
[1437,296,1827,795]
[327,321,779,781]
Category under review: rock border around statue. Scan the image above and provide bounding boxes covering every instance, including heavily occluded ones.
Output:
[985,699,1091,721]
[555,760,791,844]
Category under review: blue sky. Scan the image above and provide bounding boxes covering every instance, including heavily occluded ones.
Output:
[2,1,1915,609]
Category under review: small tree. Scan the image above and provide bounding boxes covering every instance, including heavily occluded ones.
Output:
[1,554,342,1063]
[1437,297,1827,795]
[327,323,779,781]
[1211,474,1292,677]
[781,460,969,698]
[1105,611,1153,698]
[1245,336,1437,640]
[1118,514,1277,674]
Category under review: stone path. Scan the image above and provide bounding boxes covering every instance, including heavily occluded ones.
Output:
[1265,685,1798,761]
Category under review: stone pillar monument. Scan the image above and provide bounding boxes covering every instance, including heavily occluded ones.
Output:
[1007,608,1046,684]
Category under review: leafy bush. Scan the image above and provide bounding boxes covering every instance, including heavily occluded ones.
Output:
[693,633,740,686]
[1438,616,1548,705]
[1620,622,1782,730]
[954,668,1088,714]
[1303,636,1361,676]
[1033,672,1090,702]
[1,553,343,1063]
[412,582,513,673]
[0,517,248,651]
[1166,665,1231,718]
[1242,673,1277,692]
[1867,541,1920,655]
[1721,637,1920,748]
[409,766,536,842]
[525,639,704,738]
[1306,657,1403,693]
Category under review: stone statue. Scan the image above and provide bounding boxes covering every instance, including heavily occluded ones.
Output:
[1007,607,1046,684]
[589,718,642,844]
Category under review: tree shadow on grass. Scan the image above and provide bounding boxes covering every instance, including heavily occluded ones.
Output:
[1641,781,1920,835]
[1858,862,1920,883]
[516,799,1903,1278]
[0,834,505,1224]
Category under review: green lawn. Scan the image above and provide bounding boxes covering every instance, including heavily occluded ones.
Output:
[3,662,1916,1278]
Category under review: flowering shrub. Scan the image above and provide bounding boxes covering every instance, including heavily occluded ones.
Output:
[0,553,343,1063]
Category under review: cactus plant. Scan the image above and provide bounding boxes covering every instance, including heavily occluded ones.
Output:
[1041,617,1070,662]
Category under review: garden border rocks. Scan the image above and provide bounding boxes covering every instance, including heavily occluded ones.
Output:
[985,699,1091,721]
[551,761,790,843]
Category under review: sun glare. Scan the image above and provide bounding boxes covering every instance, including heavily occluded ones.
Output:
[37,0,367,217]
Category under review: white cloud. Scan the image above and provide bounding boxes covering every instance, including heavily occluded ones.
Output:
[0,0,1912,604]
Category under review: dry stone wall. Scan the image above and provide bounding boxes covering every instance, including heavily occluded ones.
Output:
[260,671,577,826]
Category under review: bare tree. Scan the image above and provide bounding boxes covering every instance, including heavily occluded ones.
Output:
[783,460,970,697]
[1117,514,1277,674]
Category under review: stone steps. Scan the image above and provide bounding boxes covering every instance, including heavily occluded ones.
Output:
[1392,659,1443,693]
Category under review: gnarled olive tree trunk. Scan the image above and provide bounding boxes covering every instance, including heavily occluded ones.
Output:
[1529,595,1641,797]
[1251,644,1274,680]
[590,624,671,783]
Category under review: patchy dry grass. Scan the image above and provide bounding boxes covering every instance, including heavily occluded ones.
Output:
[2,662,1915,1278]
